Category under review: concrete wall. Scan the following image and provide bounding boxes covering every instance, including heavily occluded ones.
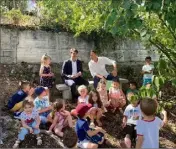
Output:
[100,38,159,65]
[0,27,94,63]
[0,27,159,64]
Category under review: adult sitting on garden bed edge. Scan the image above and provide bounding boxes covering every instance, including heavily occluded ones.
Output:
[88,50,118,89]
[61,48,89,103]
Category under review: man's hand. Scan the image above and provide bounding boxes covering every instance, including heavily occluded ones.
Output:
[71,75,77,79]
[77,72,82,77]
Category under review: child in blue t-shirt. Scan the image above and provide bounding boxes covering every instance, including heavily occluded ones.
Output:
[34,86,52,125]
[75,104,106,148]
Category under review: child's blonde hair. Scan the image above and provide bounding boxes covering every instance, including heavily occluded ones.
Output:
[97,79,106,90]
[41,53,51,65]
[51,99,64,118]
[77,85,87,94]
[22,100,34,108]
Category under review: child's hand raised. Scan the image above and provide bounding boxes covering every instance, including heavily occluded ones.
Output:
[161,109,167,116]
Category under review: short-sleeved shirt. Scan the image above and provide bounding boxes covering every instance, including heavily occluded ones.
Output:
[78,95,89,104]
[124,104,142,125]
[136,117,163,148]
[88,57,116,78]
[8,90,28,109]
[75,118,90,141]
[20,108,39,125]
[34,96,50,111]
[142,64,154,79]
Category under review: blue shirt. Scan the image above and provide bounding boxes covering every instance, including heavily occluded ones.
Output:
[34,96,50,111]
[8,90,27,109]
[75,118,90,141]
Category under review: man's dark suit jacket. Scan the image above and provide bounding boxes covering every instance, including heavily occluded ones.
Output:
[61,59,83,80]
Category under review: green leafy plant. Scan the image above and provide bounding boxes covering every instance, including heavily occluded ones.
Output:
[4,8,23,24]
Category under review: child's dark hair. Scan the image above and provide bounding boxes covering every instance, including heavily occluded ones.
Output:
[22,100,34,108]
[145,56,152,61]
[63,127,78,148]
[140,98,157,116]
[129,81,137,88]
[112,78,120,83]
[88,90,102,108]
[19,80,30,90]
[51,99,64,118]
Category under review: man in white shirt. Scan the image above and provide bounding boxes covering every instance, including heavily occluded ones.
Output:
[88,50,118,88]
[62,48,89,103]
[142,56,154,86]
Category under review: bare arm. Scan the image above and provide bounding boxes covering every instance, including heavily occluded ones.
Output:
[39,66,51,77]
[87,127,105,137]
[49,115,58,131]
[162,110,168,126]
[38,106,52,114]
[112,61,117,71]
[122,116,127,127]
[21,120,31,129]
[136,135,144,148]
[36,115,41,127]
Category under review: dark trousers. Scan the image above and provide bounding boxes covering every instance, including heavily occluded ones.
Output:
[93,74,119,89]
[65,77,89,103]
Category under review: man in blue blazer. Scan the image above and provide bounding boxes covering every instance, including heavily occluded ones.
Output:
[61,48,89,103]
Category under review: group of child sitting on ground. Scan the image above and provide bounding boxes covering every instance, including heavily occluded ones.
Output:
[7,55,167,148]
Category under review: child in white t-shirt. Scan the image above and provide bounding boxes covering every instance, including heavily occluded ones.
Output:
[121,98,142,148]
[136,98,167,148]
[142,56,154,86]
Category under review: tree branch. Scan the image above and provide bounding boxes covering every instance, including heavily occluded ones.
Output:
[158,14,176,41]
[149,39,176,68]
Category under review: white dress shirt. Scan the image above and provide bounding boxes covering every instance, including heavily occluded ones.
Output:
[71,60,77,75]
[88,57,116,77]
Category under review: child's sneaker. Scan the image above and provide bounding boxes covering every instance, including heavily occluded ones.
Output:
[13,140,20,148]
[36,136,42,145]
[14,112,22,119]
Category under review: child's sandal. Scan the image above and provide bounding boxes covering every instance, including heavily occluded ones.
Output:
[36,136,42,145]
[13,140,20,148]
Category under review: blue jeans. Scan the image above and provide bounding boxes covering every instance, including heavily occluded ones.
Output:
[39,111,50,124]
[143,78,152,86]
[93,74,119,89]
[18,121,40,141]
